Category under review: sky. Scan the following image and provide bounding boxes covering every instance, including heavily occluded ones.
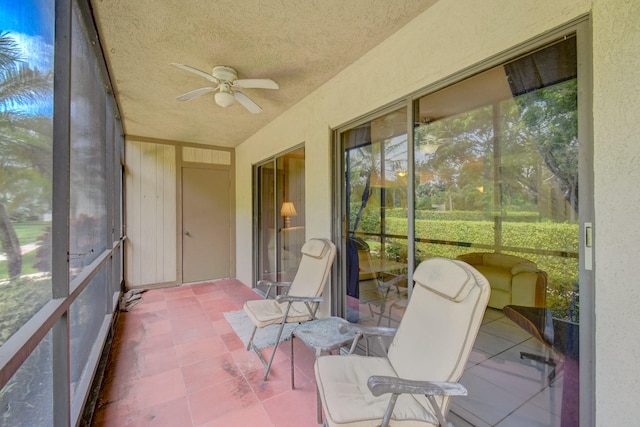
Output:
[0,0,55,115]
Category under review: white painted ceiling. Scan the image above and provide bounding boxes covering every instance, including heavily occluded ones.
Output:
[90,0,438,147]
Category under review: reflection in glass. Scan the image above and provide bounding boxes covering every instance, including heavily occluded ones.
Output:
[343,108,409,327]
[0,0,54,344]
[414,37,578,426]
[413,37,578,311]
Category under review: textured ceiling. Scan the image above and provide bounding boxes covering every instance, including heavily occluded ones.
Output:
[90,0,438,147]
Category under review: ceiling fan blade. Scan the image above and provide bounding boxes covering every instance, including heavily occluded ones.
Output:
[233,79,279,90]
[170,63,219,83]
[176,87,216,101]
[233,91,262,114]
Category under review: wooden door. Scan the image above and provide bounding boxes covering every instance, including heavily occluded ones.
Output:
[182,167,230,282]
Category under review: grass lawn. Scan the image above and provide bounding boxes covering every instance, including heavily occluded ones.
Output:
[0,250,41,277]
[11,221,50,245]
[0,221,50,279]
[0,222,52,344]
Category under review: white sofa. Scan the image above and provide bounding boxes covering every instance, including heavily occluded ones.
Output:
[456,252,547,309]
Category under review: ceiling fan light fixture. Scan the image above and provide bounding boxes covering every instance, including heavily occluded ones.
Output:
[172,63,278,113]
[215,91,234,108]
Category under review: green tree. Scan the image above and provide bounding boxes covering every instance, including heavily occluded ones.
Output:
[414,78,577,220]
[415,106,495,212]
[515,80,579,214]
[0,32,53,278]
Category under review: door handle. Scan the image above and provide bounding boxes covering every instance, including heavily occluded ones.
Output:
[584,222,592,270]
[184,230,191,236]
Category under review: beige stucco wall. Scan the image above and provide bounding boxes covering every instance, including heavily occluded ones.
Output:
[592,0,640,425]
[236,0,640,423]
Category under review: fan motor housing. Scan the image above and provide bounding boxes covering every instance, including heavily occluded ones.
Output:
[212,65,238,83]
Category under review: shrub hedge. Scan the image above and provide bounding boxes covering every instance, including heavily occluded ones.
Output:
[352,206,579,310]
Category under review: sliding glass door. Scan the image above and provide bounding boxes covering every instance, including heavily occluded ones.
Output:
[254,147,305,286]
[412,36,581,426]
[336,32,588,426]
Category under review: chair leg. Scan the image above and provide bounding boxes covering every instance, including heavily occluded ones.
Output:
[376,304,385,326]
[260,302,294,380]
[426,395,448,427]
[246,325,258,351]
[263,320,288,380]
[381,393,399,427]
[520,351,557,386]
[375,287,391,326]
[290,336,295,389]
[247,324,272,371]
[316,381,323,424]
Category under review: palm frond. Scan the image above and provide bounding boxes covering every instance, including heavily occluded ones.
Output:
[0,32,23,70]
[0,64,52,109]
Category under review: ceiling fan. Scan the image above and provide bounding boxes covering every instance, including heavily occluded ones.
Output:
[170,63,279,114]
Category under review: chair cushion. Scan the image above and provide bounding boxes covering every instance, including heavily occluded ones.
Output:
[480,252,535,269]
[413,258,475,302]
[488,289,511,309]
[473,265,512,292]
[511,271,539,306]
[243,299,313,328]
[300,238,328,258]
[511,263,539,275]
[315,355,439,427]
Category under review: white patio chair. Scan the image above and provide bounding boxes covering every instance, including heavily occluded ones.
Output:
[315,257,490,427]
[352,237,407,326]
[244,238,336,380]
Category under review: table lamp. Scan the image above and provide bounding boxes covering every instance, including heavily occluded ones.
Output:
[280,202,297,228]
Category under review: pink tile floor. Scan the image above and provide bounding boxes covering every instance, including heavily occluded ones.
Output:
[92,279,321,427]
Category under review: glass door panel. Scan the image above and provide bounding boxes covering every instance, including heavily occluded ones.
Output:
[257,161,276,283]
[414,37,579,426]
[256,148,305,286]
[342,108,408,327]
[277,149,305,281]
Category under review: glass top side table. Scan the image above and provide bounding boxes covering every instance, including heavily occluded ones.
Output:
[291,316,357,424]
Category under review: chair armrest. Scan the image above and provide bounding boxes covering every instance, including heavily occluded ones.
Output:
[256,280,293,298]
[257,279,293,288]
[338,323,396,338]
[339,323,397,355]
[367,376,468,397]
[377,273,406,291]
[275,295,324,320]
[275,295,323,304]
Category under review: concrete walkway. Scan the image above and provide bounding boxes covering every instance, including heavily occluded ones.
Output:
[0,243,39,261]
